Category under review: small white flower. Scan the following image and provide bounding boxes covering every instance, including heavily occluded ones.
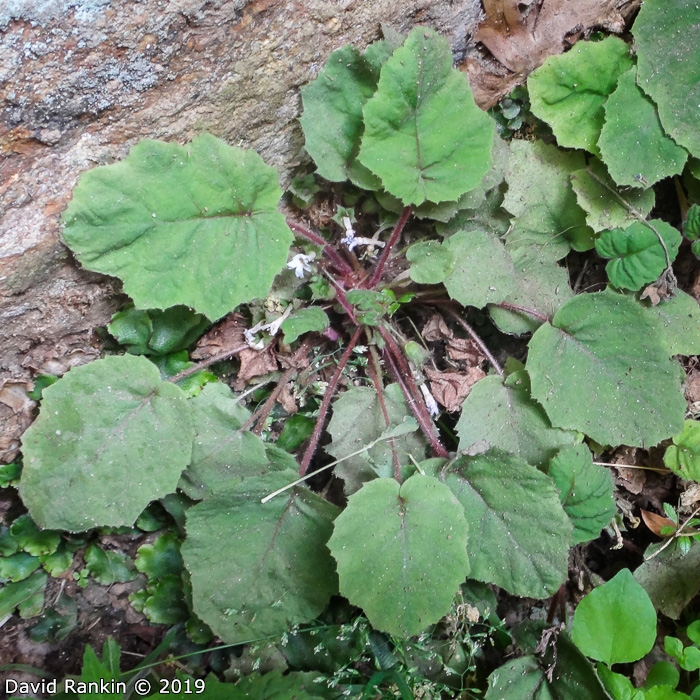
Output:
[287,252,316,278]
[340,216,357,250]
[420,383,440,418]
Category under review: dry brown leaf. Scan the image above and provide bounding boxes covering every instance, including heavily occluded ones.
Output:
[236,347,278,386]
[422,314,453,342]
[191,313,247,360]
[0,382,36,463]
[278,384,298,415]
[446,337,486,366]
[681,483,700,512]
[425,366,486,413]
[640,509,677,538]
[465,0,641,109]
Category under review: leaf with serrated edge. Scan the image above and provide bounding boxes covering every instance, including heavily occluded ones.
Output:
[326,384,427,495]
[440,451,572,598]
[442,229,515,308]
[571,159,655,233]
[549,445,616,544]
[358,27,493,205]
[328,474,470,637]
[572,569,656,665]
[664,420,700,481]
[182,472,339,644]
[456,371,576,468]
[62,133,292,320]
[596,220,681,291]
[599,68,687,188]
[645,291,700,357]
[634,0,700,158]
[503,140,592,260]
[488,245,573,336]
[20,355,193,531]
[527,290,685,447]
[528,37,633,155]
[179,382,283,499]
[300,42,391,188]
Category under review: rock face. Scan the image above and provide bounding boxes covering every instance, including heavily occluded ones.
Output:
[0,0,638,462]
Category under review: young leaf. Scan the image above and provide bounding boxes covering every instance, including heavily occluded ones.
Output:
[488,245,573,336]
[503,133,592,260]
[440,451,572,598]
[598,68,688,188]
[326,384,426,495]
[527,37,633,155]
[596,220,681,291]
[182,472,339,644]
[0,571,47,620]
[358,26,493,205]
[455,370,576,468]
[20,355,193,531]
[10,515,60,557]
[485,633,611,700]
[633,0,700,158]
[572,569,656,665]
[327,474,470,638]
[527,290,685,447]
[300,42,391,189]
[442,229,516,309]
[642,292,700,358]
[664,420,700,482]
[84,544,136,586]
[548,445,616,545]
[571,160,655,233]
[62,133,293,320]
[281,307,329,344]
[179,382,278,500]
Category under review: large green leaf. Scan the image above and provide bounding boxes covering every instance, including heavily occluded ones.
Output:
[633,0,700,158]
[455,370,575,468]
[488,246,573,336]
[182,472,339,644]
[485,632,610,700]
[646,291,700,357]
[572,569,657,665]
[440,452,572,598]
[527,37,633,155]
[596,220,681,291]
[20,355,193,531]
[548,445,616,545]
[442,229,516,308]
[300,42,391,188]
[598,68,688,188]
[178,382,279,500]
[327,474,470,637]
[527,290,685,447]
[358,26,493,205]
[571,160,655,233]
[326,384,426,495]
[62,133,293,320]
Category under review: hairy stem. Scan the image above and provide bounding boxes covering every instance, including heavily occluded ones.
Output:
[367,340,402,482]
[168,344,248,383]
[366,206,412,288]
[494,302,549,323]
[298,326,363,476]
[444,308,504,377]
[286,219,354,276]
[378,325,448,459]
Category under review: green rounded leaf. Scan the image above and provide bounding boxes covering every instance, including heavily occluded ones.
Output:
[440,451,572,598]
[328,474,470,637]
[596,220,681,291]
[20,355,194,531]
[407,240,455,284]
[527,290,685,447]
[84,544,136,586]
[182,472,339,644]
[599,68,688,188]
[572,569,656,665]
[549,445,616,545]
[456,371,576,468]
[664,420,700,481]
[634,0,700,158]
[62,133,293,320]
[358,27,493,205]
[300,42,391,188]
[528,37,633,154]
[281,307,330,344]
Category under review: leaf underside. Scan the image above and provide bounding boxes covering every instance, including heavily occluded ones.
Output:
[62,133,292,320]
